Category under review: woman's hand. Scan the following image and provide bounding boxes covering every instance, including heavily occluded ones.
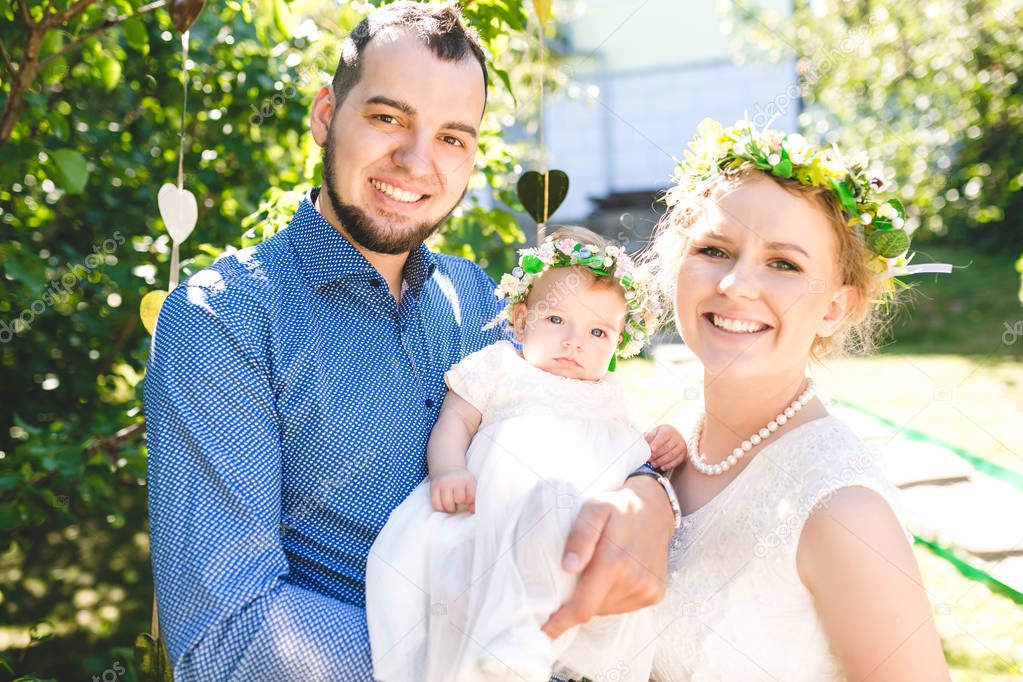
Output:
[429,468,477,513]
[645,423,688,470]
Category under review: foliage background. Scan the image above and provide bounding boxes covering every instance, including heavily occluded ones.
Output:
[1,0,1020,678]
[723,0,1023,294]
[0,0,537,677]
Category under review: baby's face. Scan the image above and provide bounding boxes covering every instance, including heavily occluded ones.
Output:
[512,268,627,381]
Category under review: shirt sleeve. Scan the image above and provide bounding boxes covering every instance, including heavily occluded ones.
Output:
[443,340,509,415]
[144,281,374,680]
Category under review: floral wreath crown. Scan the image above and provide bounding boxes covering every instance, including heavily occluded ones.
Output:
[665,118,951,297]
[487,236,661,368]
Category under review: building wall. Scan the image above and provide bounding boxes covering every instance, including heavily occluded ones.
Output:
[546,0,797,220]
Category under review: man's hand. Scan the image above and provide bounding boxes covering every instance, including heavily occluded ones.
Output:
[429,468,477,513]
[541,475,674,639]
[645,423,688,470]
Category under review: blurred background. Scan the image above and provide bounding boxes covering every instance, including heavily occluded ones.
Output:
[0,0,1020,679]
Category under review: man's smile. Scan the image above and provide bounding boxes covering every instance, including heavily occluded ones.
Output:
[369,177,429,204]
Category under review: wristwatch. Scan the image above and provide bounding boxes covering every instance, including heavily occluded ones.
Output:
[627,464,682,530]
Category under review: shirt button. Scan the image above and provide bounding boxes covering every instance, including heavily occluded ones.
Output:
[369,278,382,287]
[425,399,435,408]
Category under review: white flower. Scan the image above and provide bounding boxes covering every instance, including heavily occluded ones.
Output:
[605,245,620,257]
[732,134,752,157]
[537,241,555,262]
[877,202,899,220]
[782,133,810,164]
[860,213,872,225]
[768,153,781,166]
[892,217,905,229]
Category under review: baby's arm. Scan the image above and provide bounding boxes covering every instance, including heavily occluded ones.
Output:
[645,424,687,471]
[428,390,484,513]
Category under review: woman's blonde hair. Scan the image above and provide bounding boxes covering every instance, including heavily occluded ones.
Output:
[645,165,895,359]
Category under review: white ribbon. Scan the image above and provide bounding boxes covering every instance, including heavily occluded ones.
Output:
[875,263,954,280]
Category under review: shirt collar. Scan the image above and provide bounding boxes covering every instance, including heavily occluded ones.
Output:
[286,187,437,295]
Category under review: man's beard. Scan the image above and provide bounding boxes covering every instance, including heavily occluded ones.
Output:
[320,124,449,256]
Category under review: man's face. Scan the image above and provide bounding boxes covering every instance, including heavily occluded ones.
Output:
[315,30,486,254]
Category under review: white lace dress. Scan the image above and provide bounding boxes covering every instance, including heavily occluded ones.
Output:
[651,415,902,682]
[367,340,656,682]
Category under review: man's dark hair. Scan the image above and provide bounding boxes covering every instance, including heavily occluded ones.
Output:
[332,2,489,108]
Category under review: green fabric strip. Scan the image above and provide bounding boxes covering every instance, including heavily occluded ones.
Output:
[913,535,1023,606]
[833,399,1023,493]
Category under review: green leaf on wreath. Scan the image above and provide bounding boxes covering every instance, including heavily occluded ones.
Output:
[867,229,910,258]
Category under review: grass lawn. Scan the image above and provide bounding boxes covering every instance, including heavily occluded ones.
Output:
[615,241,1023,680]
[882,242,1022,356]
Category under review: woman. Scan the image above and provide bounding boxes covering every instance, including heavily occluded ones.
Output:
[646,120,951,681]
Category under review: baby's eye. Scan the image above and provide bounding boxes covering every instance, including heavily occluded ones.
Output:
[590,329,606,338]
[547,315,563,325]
[696,246,727,258]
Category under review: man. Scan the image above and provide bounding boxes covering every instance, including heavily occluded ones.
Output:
[145,3,678,678]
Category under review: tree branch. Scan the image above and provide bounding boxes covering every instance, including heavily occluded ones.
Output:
[38,0,168,70]
[17,0,34,28]
[45,0,97,29]
[0,38,15,79]
[88,420,146,459]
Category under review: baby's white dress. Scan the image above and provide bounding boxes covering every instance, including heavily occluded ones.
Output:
[367,340,656,682]
[650,415,904,681]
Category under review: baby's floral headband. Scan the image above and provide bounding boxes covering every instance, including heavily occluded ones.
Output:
[486,236,661,369]
[665,118,952,299]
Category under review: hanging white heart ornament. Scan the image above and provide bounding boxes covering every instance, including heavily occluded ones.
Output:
[158,182,198,243]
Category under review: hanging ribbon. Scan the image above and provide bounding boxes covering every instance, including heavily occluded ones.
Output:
[876,262,954,279]
[141,10,203,335]
[515,0,569,243]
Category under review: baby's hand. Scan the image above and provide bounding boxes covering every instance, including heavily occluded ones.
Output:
[645,424,688,471]
[429,468,477,514]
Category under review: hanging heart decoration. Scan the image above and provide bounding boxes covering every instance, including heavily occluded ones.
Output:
[139,290,169,336]
[168,0,206,33]
[157,182,198,243]
[140,4,203,336]
[517,169,569,225]
[532,0,552,27]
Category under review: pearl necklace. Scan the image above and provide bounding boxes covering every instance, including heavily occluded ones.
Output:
[687,379,817,476]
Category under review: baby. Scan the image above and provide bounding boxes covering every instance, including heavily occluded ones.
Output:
[366,227,685,682]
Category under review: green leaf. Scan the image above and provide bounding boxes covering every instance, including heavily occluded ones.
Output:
[830,179,859,215]
[124,17,149,55]
[520,254,543,273]
[99,55,122,91]
[39,31,67,85]
[2,249,48,293]
[491,65,516,103]
[273,0,293,37]
[867,229,910,258]
[50,149,90,194]
[774,158,793,178]
[40,56,68,85]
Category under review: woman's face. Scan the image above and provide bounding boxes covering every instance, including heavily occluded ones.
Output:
[673,175,856,381]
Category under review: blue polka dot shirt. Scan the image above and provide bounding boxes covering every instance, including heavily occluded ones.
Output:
[144,189,507,679]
